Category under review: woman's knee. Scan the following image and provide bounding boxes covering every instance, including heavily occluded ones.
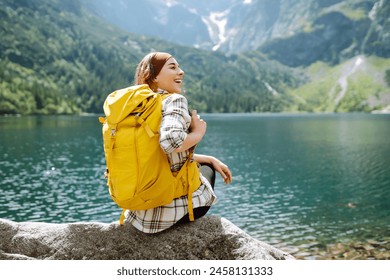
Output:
[177,206,211,224]
[200,163,215,187]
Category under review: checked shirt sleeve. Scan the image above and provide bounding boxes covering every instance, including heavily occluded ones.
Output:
[159,94,191,154]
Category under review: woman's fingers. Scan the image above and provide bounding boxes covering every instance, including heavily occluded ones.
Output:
[214,161,232,185]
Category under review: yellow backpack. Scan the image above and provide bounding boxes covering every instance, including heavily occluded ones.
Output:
[99,84,201,225]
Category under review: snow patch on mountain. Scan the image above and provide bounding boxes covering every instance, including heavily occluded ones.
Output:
[203,10,230,51]
[163,0,178,8]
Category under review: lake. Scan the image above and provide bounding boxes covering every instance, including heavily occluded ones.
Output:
[1,113,389,259]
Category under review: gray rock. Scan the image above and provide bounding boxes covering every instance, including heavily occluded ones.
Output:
[0,215,294,260]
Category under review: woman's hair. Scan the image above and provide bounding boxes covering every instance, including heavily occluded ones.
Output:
[134,52,172,92]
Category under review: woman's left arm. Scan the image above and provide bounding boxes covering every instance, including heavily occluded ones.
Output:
[194,154,232,185]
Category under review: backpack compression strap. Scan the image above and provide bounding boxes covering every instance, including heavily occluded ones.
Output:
[135,114,154,138]
[172,147,198,222]
[119,209,126,225]
[187,147,197,221]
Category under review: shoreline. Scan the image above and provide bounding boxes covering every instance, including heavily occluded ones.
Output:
[282,238,390,260]
[2,110,390,118]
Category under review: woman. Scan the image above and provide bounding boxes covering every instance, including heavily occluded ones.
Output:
[125,52,232,233]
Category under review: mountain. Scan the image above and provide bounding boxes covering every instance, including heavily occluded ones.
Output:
[1,0,389,115]
[80,0,234,50]
[259,0,390,67]
[81,0,212,48]
[79,0,390,113]
[81,0,390,65]
[0,0,299,115]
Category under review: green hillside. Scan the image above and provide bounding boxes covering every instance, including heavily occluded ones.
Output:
[0,0,163,114]
[288,55,390,112]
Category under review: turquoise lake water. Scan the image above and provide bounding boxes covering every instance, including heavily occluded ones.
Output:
[1,114,389,258]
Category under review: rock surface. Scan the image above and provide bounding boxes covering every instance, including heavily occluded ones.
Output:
[0,215,294,260]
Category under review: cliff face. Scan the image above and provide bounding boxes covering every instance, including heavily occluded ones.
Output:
[0,216,294,260]
[259,0,390,67]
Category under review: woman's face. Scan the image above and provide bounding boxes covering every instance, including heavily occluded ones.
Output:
[155,57,184,93]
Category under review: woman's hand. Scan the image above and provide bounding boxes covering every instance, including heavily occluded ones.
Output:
[194,154,232,185]
[189,110,206,138]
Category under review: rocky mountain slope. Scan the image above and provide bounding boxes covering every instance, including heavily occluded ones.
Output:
[82,0,389,65]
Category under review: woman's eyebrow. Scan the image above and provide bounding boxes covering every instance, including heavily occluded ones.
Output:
[167,62,178,66]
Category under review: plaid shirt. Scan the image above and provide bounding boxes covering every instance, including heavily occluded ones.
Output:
[125,93,217,233]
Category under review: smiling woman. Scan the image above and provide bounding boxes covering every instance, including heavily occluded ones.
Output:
[105,51,232,233]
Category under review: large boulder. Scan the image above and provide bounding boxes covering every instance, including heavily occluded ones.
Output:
[0,215,294,260]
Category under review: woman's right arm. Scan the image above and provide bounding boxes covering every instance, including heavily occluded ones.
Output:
[174,110,206,153]
[160,95,205,154]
